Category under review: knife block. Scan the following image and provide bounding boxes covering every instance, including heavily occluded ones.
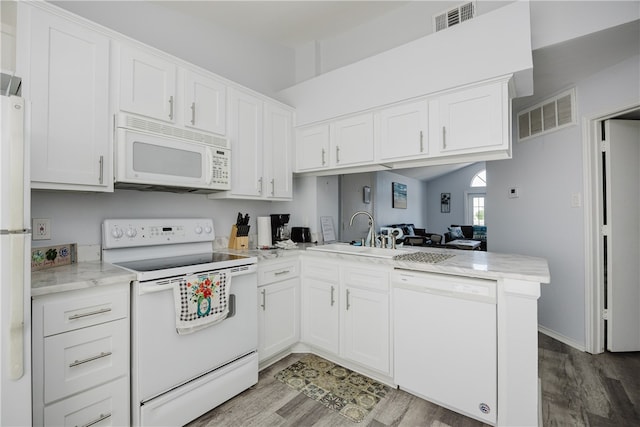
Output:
[228,225,249,250]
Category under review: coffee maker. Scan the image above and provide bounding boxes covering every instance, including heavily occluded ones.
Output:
[270,214,290,244]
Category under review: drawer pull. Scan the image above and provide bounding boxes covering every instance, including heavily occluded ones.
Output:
[79,412,112,427]
[260,289,266,311]
[346,289,351,310]
[330,285,335,307]
[69,351,112,368]
[274,270,290,276]
[68,307,112,320]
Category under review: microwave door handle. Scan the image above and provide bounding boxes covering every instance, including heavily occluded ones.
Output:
[205,149,214,184]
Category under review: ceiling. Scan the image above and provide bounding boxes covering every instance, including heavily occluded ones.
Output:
[152,1,639,181]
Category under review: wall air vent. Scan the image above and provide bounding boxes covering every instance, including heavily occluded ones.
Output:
[434,2,475,32]
[517,88,576,142]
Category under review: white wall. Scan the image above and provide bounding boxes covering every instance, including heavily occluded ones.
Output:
[487,54,640,348]
[425,163,486,236]
[374,171,427,230]
[50,1,295,98]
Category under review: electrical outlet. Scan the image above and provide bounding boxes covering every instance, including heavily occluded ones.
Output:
[33,218,51,240]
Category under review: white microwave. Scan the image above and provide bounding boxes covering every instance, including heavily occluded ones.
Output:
[114,114,230,193]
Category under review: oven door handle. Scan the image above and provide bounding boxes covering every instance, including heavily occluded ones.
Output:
[139,282,176,295]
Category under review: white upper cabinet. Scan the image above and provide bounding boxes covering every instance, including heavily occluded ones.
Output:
[377,100,428,162]
[429,78,509,157]
[210,88,293,200]
[264,103,293,199]
[330,113,374,167]
[26,6,112,191]
[295,125,330,172]
[119,45,177,123]
[183,70,226,135]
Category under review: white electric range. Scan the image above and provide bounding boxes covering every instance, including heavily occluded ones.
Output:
[102,218,258,426]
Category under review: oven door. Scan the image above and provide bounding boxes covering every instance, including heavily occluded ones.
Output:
[131,265,257,403]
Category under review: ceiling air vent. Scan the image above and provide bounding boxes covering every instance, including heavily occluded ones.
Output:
[434,2,475,32]
[517,88,576,142]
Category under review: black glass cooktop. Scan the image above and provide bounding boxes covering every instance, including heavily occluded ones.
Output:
[114,252,250,272]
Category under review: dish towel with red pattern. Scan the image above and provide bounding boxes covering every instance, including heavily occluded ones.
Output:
[173,271,230,335]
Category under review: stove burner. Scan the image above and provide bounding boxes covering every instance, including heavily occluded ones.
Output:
[114,252,249,272]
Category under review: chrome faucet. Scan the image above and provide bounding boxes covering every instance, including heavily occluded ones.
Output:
[349,211,375,247]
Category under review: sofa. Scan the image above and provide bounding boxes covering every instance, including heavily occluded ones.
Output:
[444,224,487,251]
[384,223,443,246]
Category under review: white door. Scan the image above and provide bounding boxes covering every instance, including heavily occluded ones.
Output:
[119,45,177,123]
[330,113,374,167]
[606,120,640,352]
[295,125,330,171]
[228,89,263,197]
[184,70,226,135]
[302,278,339,354]
[258,278,299,361]
[378,100,428,161]
[264,104,293,199]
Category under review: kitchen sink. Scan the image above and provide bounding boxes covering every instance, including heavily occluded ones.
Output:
[306,243,419,259]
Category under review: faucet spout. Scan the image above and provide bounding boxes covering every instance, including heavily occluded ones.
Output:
[348,211,376,247]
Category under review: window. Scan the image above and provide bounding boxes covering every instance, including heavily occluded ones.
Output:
[467,170,486,225]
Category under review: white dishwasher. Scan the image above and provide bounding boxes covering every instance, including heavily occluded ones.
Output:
[392,270,497,425]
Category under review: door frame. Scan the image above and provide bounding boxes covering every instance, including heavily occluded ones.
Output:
[583,102,640,354]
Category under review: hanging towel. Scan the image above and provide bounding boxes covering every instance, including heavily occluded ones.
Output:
[173,271,230,335]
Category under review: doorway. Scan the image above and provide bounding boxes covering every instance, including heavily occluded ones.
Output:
[339,173,374,243]
[585,105,640,354]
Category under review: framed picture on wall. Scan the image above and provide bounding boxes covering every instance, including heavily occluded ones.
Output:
[392,182,407,209]
[441,192,451,213]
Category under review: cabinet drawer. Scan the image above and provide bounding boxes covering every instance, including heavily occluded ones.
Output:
[41,286,129,336]
[342,266,389,292]
[44,318,129,404]
[44,376,129,427]
[259,259,299,286]
[302,258,339,283]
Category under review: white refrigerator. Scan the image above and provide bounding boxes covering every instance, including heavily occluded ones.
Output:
[0,94,32,426]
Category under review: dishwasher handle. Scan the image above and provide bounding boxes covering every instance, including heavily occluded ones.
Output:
[392,271,496,304]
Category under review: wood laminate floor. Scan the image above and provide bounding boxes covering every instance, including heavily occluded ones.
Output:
[187,334,640,426]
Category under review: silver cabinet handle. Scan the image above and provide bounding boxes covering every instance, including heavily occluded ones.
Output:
[190,102,196,125]
[330,285,335,307]
[68,307,111,320]
[346,289,350,310]
[168,96,174,120]
[98,155,104,184]
[336,146,340,163]
[270,179,275,196]
[260,289,266,311]
[442,126,446,149]
[258,177,263,194]
[321,148,326,166]
[419,131,424,152]
[274,270,290,276]
[79,412,112,427]
[69,351,112,368]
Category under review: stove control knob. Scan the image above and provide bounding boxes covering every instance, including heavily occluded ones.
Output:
[204,226,212,234]
[111,227,123,239]
[194,226,203,234]
[126,227,138,238]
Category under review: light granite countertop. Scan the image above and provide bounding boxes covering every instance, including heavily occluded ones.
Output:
[31,260,137,297]
[31,242,549,297]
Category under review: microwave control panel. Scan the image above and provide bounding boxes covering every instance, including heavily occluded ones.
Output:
[210,148,230,188]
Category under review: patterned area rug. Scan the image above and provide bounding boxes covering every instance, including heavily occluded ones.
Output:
[275,354,389,423]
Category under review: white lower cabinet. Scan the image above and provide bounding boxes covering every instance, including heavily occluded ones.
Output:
[257,259,300,363]
[301,257,391,376]
[32,284,130,427]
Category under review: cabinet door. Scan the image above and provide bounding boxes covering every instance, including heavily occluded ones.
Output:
[184,70,226,135]
[264,103,293,199]
[295,125,330,172]
[330,113,374,167]
[302,277,339,355]
[29,8,111,190]
[119,45,177,123]
[430,81,507,156]
[378,100,428,161]
[228,89,263,197]
[342,286,390,374]
[258,278,300,362]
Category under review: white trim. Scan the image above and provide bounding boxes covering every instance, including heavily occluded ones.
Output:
[538,325,586,352]
[582,102,640,355]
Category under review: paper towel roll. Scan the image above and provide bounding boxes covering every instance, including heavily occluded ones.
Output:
[257,217,272,248]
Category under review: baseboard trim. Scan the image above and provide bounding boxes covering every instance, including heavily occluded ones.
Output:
[538,325,586,352]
